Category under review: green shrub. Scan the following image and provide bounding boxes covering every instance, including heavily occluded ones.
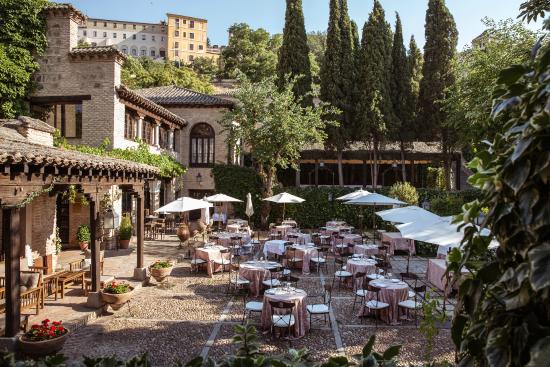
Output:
[430,195,463,216]
[416,242,438,257]
[76,224,91,243]
[426,167,446,190]
[118,215,133,240]
[388,181,419,205]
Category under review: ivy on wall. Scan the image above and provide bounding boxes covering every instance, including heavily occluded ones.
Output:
[54,132,186,178]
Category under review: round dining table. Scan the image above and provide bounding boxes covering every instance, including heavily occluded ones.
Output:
[359,278,409,325]
[239,260,280,296]
[288,244,319,274]
[346,257,377,289]
[261,287,309,338]
[195,245,229,277]
[354,244,379,257]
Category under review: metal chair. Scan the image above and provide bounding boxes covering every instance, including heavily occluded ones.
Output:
[306,284,332,329]
[190,246,207,274]
[228,263,251,294]
[262,266,282,289]
[364,284,390,328]
[398,283,426,326]
[269,300,295,346]
[310,246,328,274]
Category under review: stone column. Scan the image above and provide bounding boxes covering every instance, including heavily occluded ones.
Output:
[86,197,103,308]
[168,129,175,151]
[133,193,147,280]
[154,122,160,147]
[136,114,144,140]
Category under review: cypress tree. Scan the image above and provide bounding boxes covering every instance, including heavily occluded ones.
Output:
[277,0,313,105]
[408,35,423,107]
[417,0,458,188]
[356,0,393,188]
[390,13,411,181]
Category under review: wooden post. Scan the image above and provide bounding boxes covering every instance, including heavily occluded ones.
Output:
[314,160,319,187]
[136,194,144,269]
[3,207,21,337]
[362,160,367,188]
[89,198,100,292]
[295,166,300,187]
[455,158,461,190]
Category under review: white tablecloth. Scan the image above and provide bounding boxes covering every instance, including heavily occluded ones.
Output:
[263,240,287,256]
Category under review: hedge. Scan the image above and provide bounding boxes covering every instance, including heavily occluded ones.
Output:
[211,164,483,229]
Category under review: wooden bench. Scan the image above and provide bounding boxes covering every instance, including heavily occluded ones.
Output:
[0,271,44,332]
[57,260,85,299]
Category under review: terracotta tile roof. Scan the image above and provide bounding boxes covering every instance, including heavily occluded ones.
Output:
[69,46,126,61]
[135,85,234,107]
[116,85,187,127]
[42,3,86,22]
[1,116,56,134]
[0,118,159,175]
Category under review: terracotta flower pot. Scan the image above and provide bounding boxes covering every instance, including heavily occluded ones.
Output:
[119,238,130,249]
[101,287,134,311]
[177,222,190,242]
[79,242,88,251]
[18,330,69,358]
[150,265,173,282]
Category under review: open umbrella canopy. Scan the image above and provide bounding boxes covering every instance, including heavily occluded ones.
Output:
[263,192,305,204]
[155,197,212,213]
[376,206,441,224]
[245,193,254,217]
[205,193,243,203]
[346,193,405,206]
[336,189,371,201]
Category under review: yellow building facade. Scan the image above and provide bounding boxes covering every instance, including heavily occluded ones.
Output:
[166,13,208,64]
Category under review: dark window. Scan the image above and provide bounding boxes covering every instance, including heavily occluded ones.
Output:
[158,126,168,149]
[124,109,137,140]
[190,123,214,166]
[190,20,195,28]
[33,102,83,138]
[142,120,154,145]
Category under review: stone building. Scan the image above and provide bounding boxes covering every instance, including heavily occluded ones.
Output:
[135,86,235,201]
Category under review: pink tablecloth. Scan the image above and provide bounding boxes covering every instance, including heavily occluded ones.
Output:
[381,232,416,255]
[326,221,346,227]
[342,234,362,245]
[281,220,298,227]
[275,225,293,237]
[354,244,379,256]
[239,261,279,296]
[263,240,287,257]
[286,232,312,245]
[261,288,309,338]
[287,245,318,274]
[214,232,251,246]
[346,258,377,289]
[195,245,229,277]
[359,279,409,325]
[426,259,467,295]
[227,224,252,236]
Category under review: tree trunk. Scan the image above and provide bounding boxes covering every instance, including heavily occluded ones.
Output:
[260,165,276,229]
[442,132,452,190]
[337,149,344,186]
[373,139,379,189]
[400,140,407,182]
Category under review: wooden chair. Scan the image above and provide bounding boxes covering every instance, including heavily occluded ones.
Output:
[0,271,43,324]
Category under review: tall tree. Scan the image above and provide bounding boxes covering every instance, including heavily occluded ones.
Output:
[0,0,47,118]
[356,0,393,189]
[277,0,313,105]
[417,0,458,189]
[390,13,411,181]
[221,23,281,82]
[222,76,336,226]
[408,35,423,118]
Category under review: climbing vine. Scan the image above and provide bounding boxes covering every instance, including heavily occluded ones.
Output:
[14,177,59,208]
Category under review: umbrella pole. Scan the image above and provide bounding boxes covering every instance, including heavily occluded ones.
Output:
[373,205,376,241]
[283,203,286,222]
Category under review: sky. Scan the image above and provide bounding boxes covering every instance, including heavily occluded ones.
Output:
[69,0,542,49]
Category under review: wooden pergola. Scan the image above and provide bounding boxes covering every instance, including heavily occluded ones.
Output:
[0,118,159,337]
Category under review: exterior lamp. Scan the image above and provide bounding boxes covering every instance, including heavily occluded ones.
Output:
[196,172,203,185]
[103,208,119,230]
[319,160,325,168]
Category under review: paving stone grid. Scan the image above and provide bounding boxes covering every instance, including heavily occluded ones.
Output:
[52,235,455,366]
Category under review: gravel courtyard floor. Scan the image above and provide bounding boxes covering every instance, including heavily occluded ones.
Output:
[60,236,456,366]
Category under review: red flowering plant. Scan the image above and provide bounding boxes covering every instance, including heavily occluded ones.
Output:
[150,260,173,269]
[103,280,132,294]
[24,319,67,341]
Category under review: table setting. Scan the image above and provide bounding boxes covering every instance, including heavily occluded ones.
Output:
[289,243,319,274]
[196,244,229,277]
[359,275,409,325]
[239,259,281,296]
[345,255,377,288]
[261,284,309,338]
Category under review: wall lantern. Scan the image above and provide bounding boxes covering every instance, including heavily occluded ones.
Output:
[103,208,119,230]
[196,172,203,185]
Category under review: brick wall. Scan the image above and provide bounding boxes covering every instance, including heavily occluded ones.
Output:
[167,107,231,195]
[29,194,57,256]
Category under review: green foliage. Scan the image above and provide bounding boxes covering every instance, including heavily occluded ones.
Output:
[211,164,263,225]
[444,18,541,155]
[150,260,173,269]
[121,56,213,94]
[221,23,281,82]
[76,39,90,48]
[307,31,327,84]
[388,181,419,205]
[426,167,446,190]
[448,28,550,366]
[277,0,313,105]
[429,195,463,216]
[0,0,47,118]
[416,242,438,257]
[191,56,219,79]
[356,0,394,142]
[118,215,133,241]
[222,76,336,226]
[419,291,447,361]
[76,224,91,244]
[54,132,186,178]
[518,0,550,22]
[417,0,458,140]
[408,35,423,115]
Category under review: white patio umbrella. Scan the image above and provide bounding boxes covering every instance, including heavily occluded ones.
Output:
[376,205,441,224]
[155,196,212,214]
[336,189,371,201]
[206,193,243,228]
[263,192,305,220]
[346,192,405,237]
[245,192,254,220]
[201,197,211,225]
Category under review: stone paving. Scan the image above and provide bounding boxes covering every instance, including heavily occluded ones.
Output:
[28,235,456,366]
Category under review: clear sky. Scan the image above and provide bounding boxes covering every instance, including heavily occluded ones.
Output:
[69,0,541,49]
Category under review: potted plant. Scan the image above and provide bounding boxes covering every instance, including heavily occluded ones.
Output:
[118,215,132,249]
[101,280,134,311]
[76,224,91,251]
[18,319,69,357]
[149,260,173,283]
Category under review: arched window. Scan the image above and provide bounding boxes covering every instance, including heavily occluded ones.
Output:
[190,123,215,166]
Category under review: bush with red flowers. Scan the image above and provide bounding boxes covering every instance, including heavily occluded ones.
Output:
[103,280,132,294]
[23,319,67,342]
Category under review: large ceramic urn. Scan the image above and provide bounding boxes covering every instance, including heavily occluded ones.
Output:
[177,222,190,242]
